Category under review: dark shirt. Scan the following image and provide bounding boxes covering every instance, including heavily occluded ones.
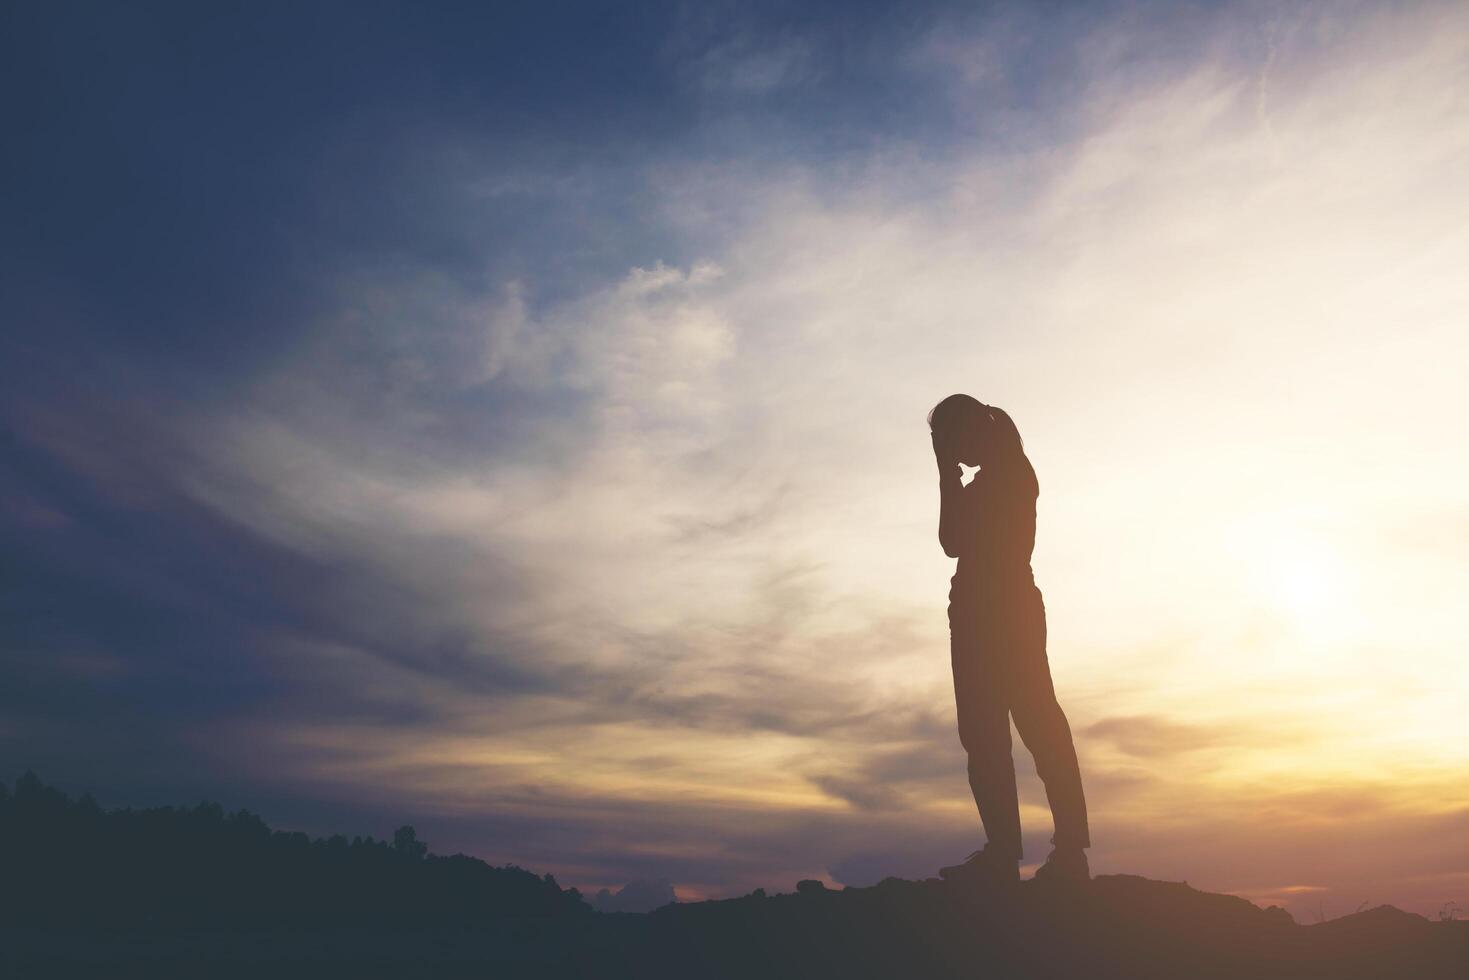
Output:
[949,463,1039,592]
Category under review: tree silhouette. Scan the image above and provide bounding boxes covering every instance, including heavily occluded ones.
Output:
[0,772,589,931]
[393,824,428,860]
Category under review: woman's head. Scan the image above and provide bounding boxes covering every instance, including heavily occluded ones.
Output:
[927,394,1026,467]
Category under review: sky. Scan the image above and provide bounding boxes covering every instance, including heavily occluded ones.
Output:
[3,0,1467,920]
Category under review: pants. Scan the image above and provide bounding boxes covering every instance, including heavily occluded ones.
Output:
[948,573,1090,859]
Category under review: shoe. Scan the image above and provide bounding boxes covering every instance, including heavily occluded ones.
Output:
[1031,846,1090,884]
[939,845,1020,885]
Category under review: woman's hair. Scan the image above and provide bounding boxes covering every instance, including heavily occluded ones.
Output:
[927,394,1026,454]
[927,395,1034,483]
[926,393,987,436]
[983,404,1026,460]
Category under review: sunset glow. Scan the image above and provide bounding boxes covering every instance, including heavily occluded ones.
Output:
[3,0,1467,923]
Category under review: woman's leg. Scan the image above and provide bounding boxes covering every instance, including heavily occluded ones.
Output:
[950,591,1025,859]
[1009,590,1091,850]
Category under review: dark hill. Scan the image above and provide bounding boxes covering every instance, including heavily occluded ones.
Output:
[0,771,588,931]
[3,774,1464,978]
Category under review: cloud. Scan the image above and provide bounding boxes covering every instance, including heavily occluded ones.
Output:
[808,775,906,812]
[1083,714,1232,758]
[691,33,818,95]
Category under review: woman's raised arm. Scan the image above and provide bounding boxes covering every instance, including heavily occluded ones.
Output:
[933,433,974,558]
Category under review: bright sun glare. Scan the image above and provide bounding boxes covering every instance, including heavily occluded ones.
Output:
[1264,543,1347,642]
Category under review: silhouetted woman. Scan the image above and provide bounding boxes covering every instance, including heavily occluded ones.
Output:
[929,395,1091,884]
